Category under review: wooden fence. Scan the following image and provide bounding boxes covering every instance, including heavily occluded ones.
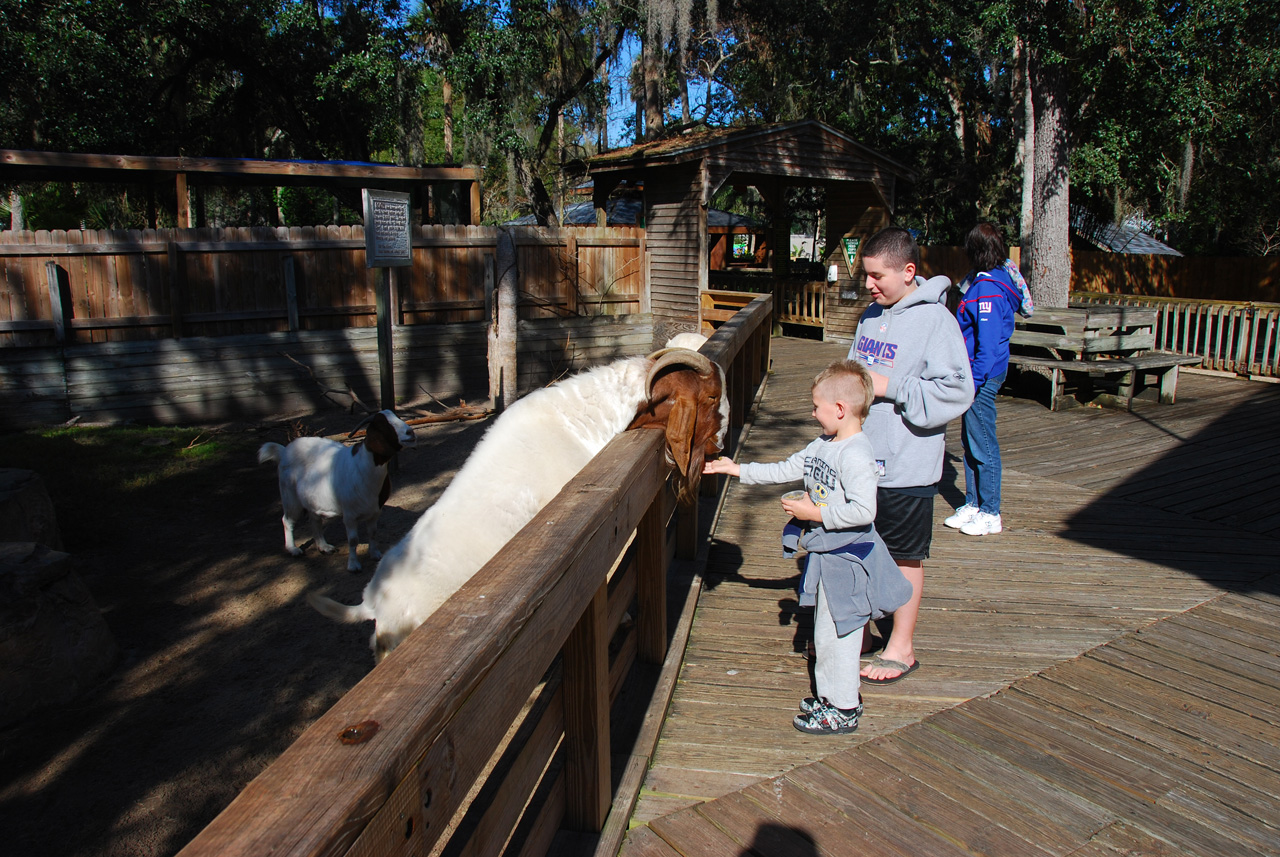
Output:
[919,246,1279,304]
[1074,292,1280,378]
[0,225,648,427]
[0,224,645,346]
[175,296,774,857]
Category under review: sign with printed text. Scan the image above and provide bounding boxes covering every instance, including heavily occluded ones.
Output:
[838,236,863,303]
[362,189,412,268]
[840,236,862,273]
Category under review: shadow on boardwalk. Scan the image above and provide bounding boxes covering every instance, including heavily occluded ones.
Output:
[621,336,1280,857]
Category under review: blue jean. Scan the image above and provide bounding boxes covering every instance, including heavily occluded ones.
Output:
[961,372,1005,515]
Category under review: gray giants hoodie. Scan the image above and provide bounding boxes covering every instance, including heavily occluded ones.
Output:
[848,275,974,490]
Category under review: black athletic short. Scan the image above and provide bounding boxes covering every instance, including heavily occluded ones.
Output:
[875,487,934,561]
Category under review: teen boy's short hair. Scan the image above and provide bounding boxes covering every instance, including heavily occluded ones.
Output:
[861,226,919,271]
[813,360,875,420]
[965,222,1007,272]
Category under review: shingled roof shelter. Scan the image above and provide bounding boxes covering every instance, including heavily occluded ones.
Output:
[587,119,915,342]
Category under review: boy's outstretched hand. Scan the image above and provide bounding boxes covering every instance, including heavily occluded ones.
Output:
[781,493,824,523]
[703,456,740,477]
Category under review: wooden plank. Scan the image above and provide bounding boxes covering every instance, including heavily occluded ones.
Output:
[563,581,611,831]
[645,805,751,854]
[818,747,1058,857]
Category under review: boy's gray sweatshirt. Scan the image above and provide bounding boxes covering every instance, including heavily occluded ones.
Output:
[738,433,879,532]
[848,275,974,490]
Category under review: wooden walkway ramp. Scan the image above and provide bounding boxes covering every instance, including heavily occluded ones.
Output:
[618,336,1280,856]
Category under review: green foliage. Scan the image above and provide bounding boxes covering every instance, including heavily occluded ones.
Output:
[2,0,1275,252]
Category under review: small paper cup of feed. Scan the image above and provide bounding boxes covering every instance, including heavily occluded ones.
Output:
[782,490,806,502]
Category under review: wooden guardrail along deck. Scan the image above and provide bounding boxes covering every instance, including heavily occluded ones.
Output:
[622,336,1280,856]
[176,297,774,857]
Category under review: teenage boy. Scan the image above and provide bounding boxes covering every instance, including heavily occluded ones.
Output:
[847,226,974,684]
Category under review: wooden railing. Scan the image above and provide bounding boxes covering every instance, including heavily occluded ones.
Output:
[177,295,773,857]
[1074,292,1280,378]
[776,279,825,328]
[704,277,824,331]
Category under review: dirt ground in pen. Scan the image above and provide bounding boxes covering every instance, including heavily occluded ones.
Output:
[0,409,492,857]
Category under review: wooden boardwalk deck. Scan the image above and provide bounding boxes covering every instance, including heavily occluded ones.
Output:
[618,336,1280,856]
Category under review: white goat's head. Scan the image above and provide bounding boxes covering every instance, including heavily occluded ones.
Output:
[628,348,727,506]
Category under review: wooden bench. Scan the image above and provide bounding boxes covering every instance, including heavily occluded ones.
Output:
[1007,305,1202,410]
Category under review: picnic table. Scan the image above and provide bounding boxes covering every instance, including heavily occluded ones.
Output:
[1007,305,1202,410]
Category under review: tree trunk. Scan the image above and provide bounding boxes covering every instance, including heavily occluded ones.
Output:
[557,108,565,220]
[1029,50,1070,308]
[1179,138,1194,212]
[9,190,24,231]
[598,61,609,151]
[678,56,692,125]
[512,148,558,227]
[442,77,454,161]
[642,36,663,140]
[1016,38,1034,262]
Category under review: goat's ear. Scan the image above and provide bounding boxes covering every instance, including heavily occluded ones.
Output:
[664,392,704,506]
[363,414,399,465]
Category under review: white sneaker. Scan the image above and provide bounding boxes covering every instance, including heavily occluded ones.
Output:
[944,504,979,528]
[961,511,1003,536]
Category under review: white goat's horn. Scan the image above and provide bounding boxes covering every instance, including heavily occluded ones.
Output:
[645,348,715,397]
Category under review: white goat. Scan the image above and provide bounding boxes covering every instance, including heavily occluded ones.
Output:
[259,410,417,573]
[309,340,727,660]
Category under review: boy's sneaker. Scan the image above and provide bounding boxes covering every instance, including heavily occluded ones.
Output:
[793,699,862,735]
[960,511,1003,536]
[944,504,979,528]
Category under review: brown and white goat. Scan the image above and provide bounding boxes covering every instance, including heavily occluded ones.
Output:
[309,342,727,660]
[259,410,416,573]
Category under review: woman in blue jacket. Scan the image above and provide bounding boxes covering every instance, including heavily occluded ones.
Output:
[946,224,1019,536]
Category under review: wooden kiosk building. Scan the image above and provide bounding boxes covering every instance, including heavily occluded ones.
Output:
[587,120,915,343]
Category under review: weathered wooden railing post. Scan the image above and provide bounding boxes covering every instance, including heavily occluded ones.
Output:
[635,492,667,664]
[562,580,611,830]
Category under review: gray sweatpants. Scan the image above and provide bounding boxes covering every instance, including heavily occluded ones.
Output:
[814,580,864,710]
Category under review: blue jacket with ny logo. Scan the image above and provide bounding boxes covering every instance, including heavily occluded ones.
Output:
[956,267,1018,389]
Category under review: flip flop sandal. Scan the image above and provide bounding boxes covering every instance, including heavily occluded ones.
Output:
[862,655,920,685]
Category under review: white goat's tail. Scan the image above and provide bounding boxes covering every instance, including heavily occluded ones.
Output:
[258,442,284,466]
[307,592,374,624]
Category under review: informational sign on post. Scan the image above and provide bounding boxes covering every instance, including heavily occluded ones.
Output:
[362,189,412,268]
[362,189,412,415]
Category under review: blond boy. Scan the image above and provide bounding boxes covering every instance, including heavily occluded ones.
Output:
[705,361,910,734]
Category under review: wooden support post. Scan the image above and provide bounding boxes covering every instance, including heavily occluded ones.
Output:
[676,498,697,560]
[375,267,395,410]
[469,181,482,225]
[489,229,518,409]
[282,256,300,332]
[635,494,667,664]
[44,261,68,345]
[562,581,610,831]
[176,172,191,229]
[167,241,184,339]
[389,266,403,327]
